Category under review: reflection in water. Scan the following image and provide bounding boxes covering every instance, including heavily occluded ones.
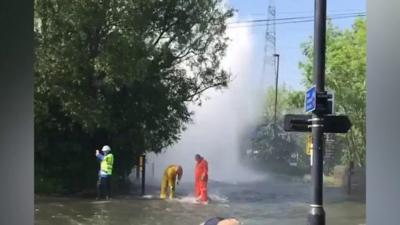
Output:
[35,179,365,225]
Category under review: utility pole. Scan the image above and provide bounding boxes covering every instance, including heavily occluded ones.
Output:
[261,0,277,92]
[262,0,276,71]
[308,0,327,224]
[273,53,280,124]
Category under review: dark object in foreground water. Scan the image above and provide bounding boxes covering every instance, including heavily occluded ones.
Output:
[202,217,240,225]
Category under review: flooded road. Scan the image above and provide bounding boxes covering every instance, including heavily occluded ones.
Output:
[35,177,365,225]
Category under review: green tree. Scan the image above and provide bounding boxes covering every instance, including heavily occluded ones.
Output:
[263,84,303,120]
[34,0,233,193]
[243,85,307,174]
[299,18,366,166]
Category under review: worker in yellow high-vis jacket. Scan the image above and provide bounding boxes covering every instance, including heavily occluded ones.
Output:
[160,165,183,199]
[95,145,114,200]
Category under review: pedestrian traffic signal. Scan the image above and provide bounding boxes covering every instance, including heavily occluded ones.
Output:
[306,134,313,156]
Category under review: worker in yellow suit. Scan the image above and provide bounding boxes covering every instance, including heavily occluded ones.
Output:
[160,165,183,199]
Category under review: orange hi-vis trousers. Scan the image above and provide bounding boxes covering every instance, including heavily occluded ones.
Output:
[195,159,208,203]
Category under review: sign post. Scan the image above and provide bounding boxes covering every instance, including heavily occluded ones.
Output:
[310,0,327,223]
[282,1,352,224]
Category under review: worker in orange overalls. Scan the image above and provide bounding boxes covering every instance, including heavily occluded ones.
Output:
[160,164,183,199]
[194,154,209,204]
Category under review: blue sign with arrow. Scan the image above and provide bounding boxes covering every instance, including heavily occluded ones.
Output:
[305,86,316,113]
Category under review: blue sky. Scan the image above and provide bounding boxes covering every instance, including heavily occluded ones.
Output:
[226,0,366,90]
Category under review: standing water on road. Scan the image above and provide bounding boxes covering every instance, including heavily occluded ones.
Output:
[35,177,365,225]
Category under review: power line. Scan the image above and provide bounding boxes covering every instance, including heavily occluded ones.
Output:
[278,9,363,15]
[228,14,365,29]
[275,14,365,25]
[229,12,365,25]
[250,9,363,17]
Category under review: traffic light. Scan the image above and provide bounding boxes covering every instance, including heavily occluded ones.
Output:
[306,134,313,156]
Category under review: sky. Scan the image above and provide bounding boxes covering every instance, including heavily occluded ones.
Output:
[225,0,366,90]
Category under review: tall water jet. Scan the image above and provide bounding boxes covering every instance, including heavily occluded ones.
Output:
[147,21,271,185]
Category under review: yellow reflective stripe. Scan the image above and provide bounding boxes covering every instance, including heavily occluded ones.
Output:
[101,154,114,175]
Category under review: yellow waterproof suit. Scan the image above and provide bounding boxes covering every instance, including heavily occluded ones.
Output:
[160,165,183,199]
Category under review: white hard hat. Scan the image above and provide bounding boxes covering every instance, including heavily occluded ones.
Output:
[102,145,111,152]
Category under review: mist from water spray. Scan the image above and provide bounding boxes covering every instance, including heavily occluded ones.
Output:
[147,22,273,185]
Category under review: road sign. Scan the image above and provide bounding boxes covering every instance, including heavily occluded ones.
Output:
[323,115,352,133]
[305,86,316,112]
[283,114,352,133]
[283,114,311,132]
[305,89,334,114]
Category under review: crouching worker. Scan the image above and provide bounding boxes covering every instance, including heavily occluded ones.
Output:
[200,217,241,225]
[160,165,183,199]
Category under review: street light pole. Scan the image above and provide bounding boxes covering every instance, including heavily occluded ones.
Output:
[140,154,146,196]
[273,53,280,124]
[308,0,326,225]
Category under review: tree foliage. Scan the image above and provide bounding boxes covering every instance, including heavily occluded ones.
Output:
[243,19,366,175]
[262,85,303,120]
[245,86,304,170]
[299,18,366,166]
[34,0,233,193]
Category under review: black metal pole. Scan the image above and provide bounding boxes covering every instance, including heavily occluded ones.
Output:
[347,161,354,195]
[152,162,155,181]
[273,53,280,124]
[308,0,326,225]
[136,166,140,180]
[141,154,146,196]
